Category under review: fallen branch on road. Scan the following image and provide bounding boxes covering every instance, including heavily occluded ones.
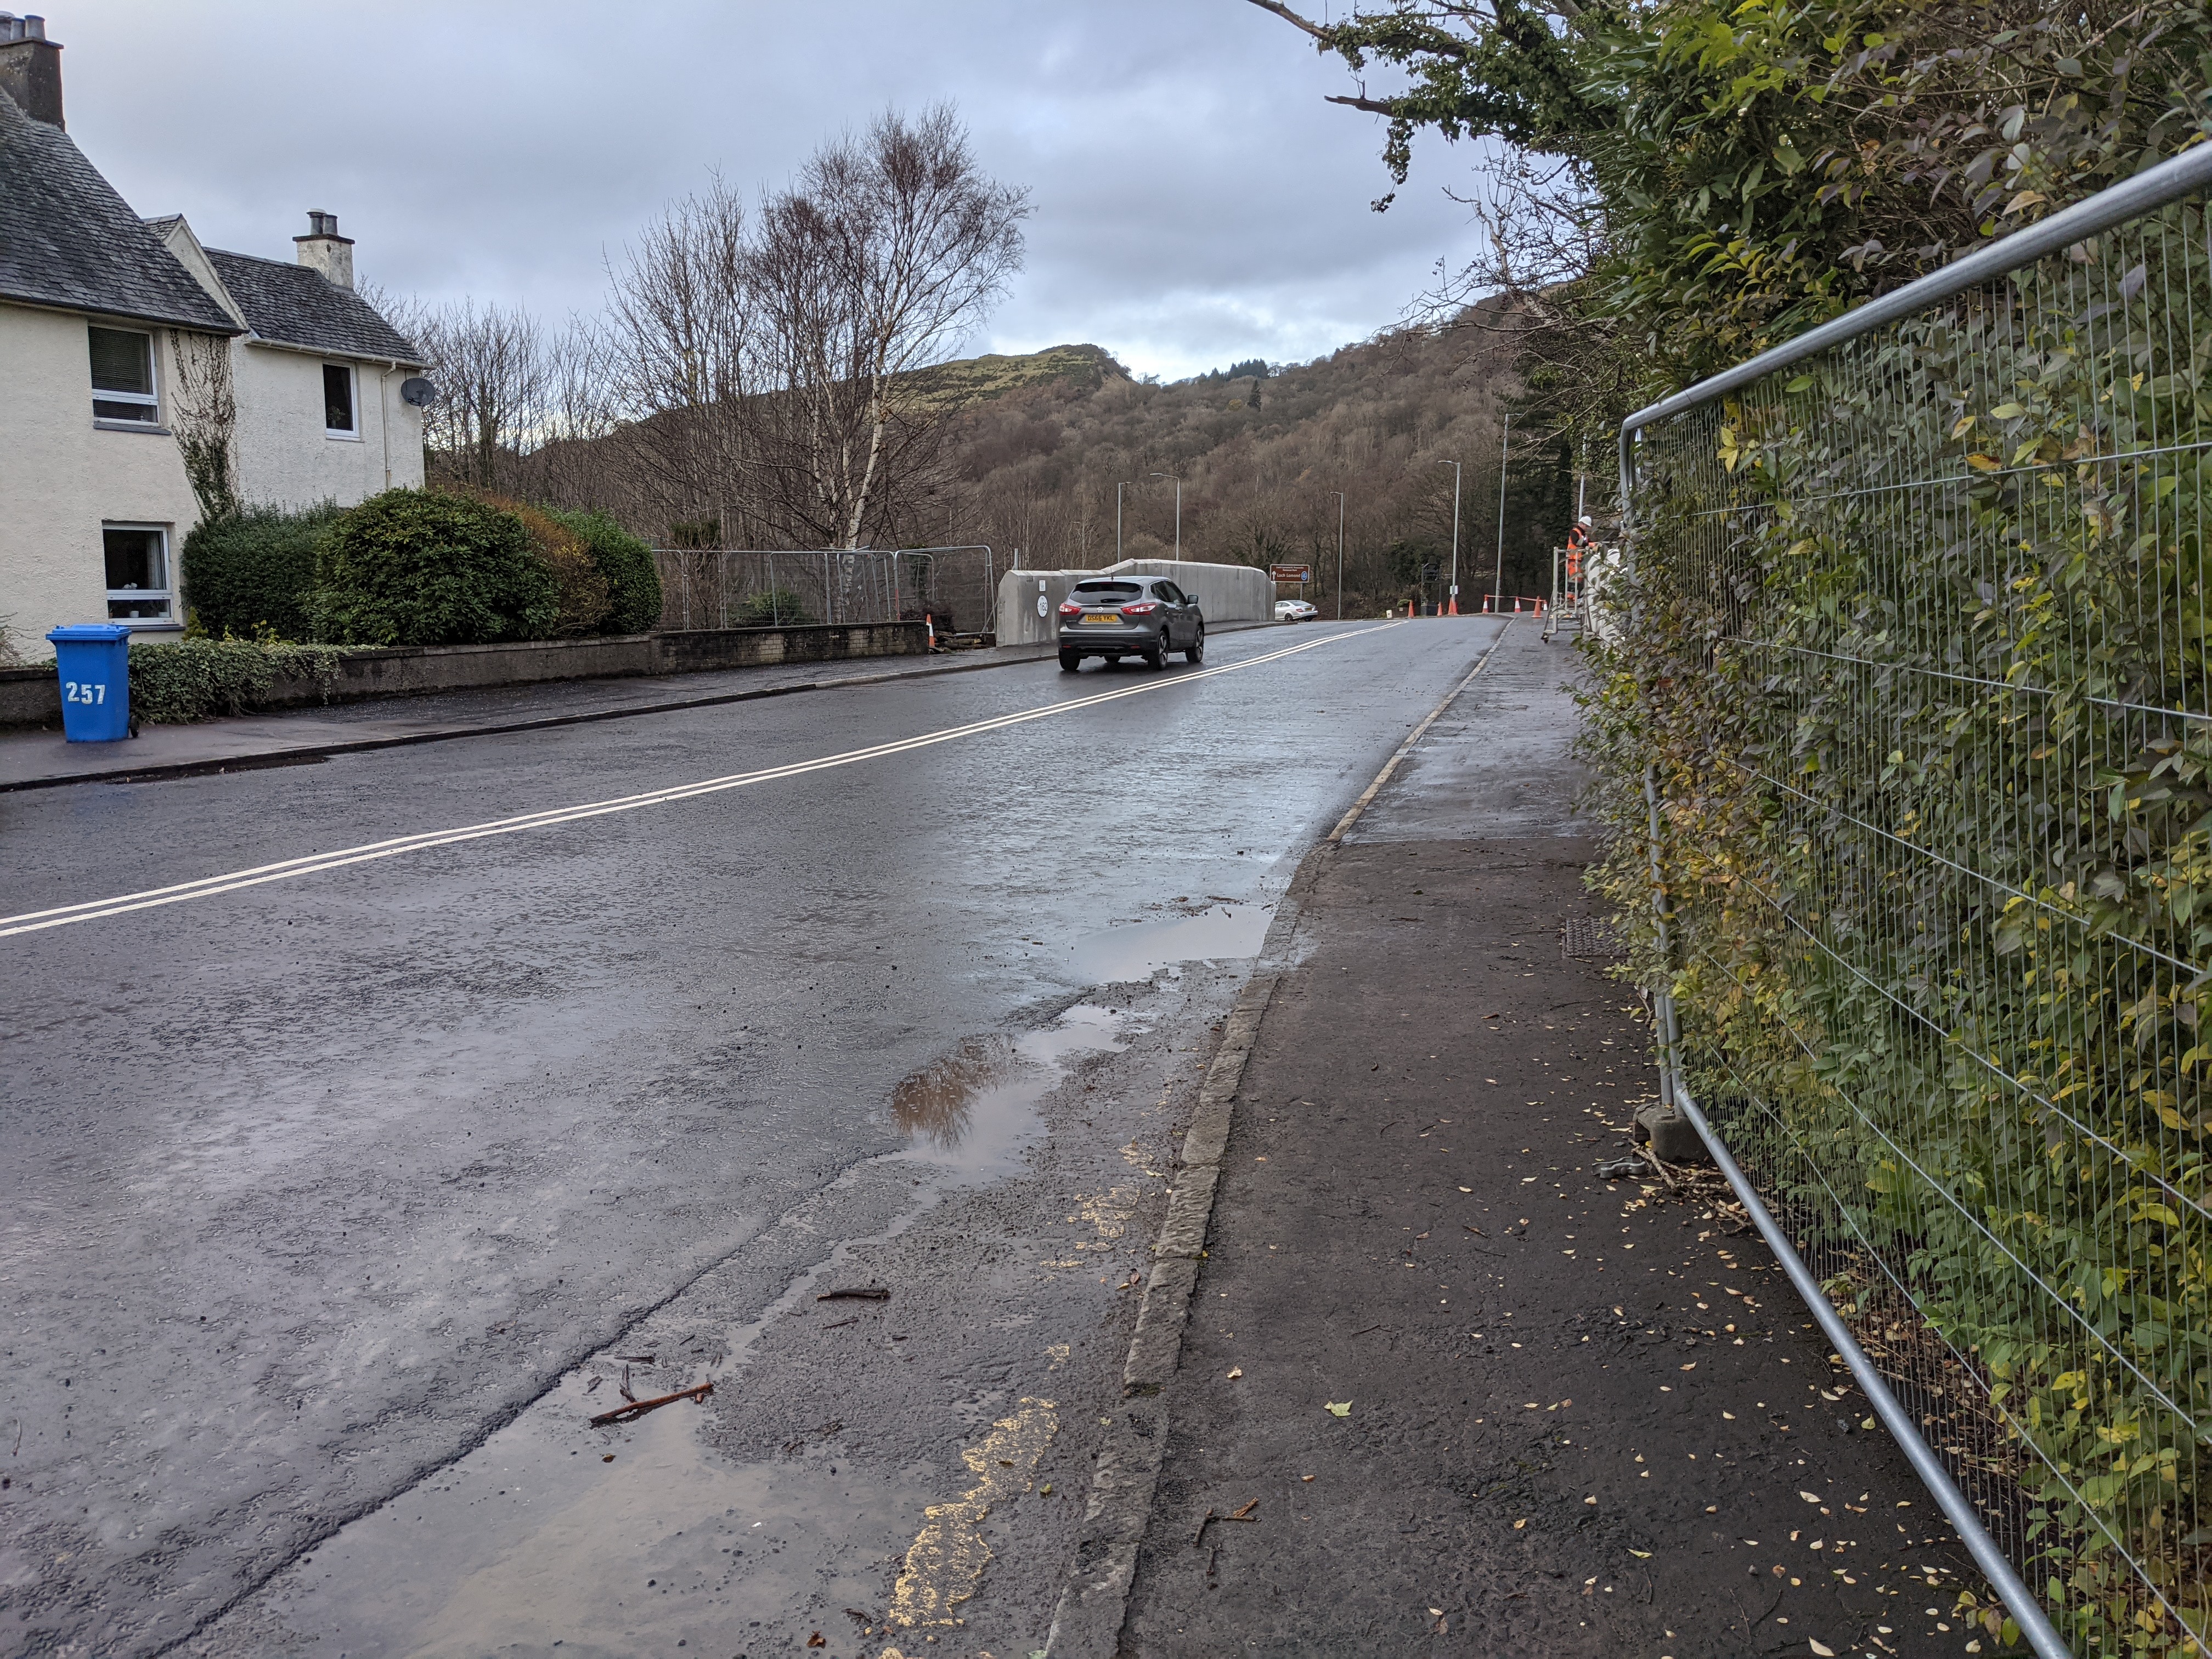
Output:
[589,1379,713,1426]
[1192,1499,1261,1545]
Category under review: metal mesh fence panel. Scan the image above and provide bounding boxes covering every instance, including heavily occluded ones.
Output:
[1623,191,2212,1655]
[650,548,1000,635]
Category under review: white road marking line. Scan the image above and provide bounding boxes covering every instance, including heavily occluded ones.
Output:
[2,623,1406,939]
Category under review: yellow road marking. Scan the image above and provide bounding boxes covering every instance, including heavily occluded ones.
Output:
[882,1396,1058,1634]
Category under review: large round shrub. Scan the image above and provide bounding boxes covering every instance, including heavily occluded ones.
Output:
[311,490,557,647]
[180,501,345,641]
[549,509,663,634]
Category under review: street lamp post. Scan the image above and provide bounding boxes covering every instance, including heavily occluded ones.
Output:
[1331,491,1346,620]
[1149,472,1181,560]
[1493,411,1511,612]
[1435,460,1461,615]
[1115,481,1133,566]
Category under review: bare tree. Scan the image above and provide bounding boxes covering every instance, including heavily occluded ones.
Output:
[749,105,1030,548]
[513,316,622,511]
[373,104,1026,551]
[600,175,763,539]
[402,298,549,494]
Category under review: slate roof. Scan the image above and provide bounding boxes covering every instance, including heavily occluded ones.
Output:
[203,247,425,366]
[0,87,239,332]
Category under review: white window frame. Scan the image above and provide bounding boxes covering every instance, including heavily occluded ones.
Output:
[102,522,177,628]
[323,361,360,440]
[88,325,161,430]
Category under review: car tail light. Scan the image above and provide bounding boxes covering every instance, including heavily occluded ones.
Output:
[1121,601,1159,616]
[1058,601,1084,616]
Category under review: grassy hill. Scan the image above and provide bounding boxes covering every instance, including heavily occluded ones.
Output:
[896,343,1129,413]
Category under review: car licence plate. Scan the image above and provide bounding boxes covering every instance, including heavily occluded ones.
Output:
[1081,612,1120,625]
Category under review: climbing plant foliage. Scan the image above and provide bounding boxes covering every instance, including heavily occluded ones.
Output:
[1269,0,2212,421]
[1582,199,2212,1654]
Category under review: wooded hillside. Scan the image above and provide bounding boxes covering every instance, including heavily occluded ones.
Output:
[915,313,1572,612]
[476,313,1576,614]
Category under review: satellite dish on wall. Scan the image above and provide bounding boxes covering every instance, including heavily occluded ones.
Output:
[399,377,439,407]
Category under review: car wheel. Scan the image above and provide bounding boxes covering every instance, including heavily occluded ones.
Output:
[1059,650,1082,672]
[1184,625,1204,664]
[1144,639,1167,670]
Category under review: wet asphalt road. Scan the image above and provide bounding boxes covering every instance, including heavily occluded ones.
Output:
[0,618,1503,1657]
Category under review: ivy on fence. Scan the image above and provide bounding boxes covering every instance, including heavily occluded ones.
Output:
[1587,199,2212,1654]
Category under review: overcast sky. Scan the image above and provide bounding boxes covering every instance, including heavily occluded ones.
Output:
[50,0,1486,380]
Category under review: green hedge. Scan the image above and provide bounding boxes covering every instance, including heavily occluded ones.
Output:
[128,638,346,724]
[549,508,662,634]
[180,503,345,641]
[311,490,557,647]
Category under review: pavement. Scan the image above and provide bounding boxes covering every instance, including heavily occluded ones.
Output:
[1083,622,1995,1658]
[0,616,1491,1659]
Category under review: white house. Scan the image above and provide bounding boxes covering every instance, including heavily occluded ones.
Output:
[0,14,427,651]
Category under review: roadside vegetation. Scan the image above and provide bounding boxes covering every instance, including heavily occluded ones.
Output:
[132,488,666,721]
[126,638,347,725]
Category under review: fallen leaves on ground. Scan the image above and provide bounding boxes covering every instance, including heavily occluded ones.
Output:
[1323,1400,1351,1417]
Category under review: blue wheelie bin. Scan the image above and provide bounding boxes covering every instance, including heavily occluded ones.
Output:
[47,623,134,742]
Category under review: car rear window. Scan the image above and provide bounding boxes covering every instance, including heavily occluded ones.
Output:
[1072,582,1143,600]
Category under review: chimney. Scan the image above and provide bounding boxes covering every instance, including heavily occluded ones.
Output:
[294,209,354,290]
[0,14,63,128]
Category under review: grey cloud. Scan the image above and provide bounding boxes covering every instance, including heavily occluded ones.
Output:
[61,0,1481,377]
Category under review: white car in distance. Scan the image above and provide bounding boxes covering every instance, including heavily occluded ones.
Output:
[1274,599,1319,622]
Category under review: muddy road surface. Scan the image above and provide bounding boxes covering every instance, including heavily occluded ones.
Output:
[0,618,1500,1658]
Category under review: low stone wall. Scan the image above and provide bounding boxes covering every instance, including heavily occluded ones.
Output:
[0,665,59,729]
[0,622,929,729]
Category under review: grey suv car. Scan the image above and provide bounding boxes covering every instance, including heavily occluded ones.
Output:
[1057,577,1204,672]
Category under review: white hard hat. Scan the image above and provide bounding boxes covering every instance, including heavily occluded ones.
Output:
[1578,516,1593,527]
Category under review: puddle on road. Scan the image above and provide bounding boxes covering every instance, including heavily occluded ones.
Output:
[1063,902,1272,983]
[890,1003,1126,1173]
[256,1386,929,1658]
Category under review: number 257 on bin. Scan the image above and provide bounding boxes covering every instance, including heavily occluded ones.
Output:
[64,681,108,704]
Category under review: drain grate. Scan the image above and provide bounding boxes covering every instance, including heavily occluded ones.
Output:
[1559,917,1623,963]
